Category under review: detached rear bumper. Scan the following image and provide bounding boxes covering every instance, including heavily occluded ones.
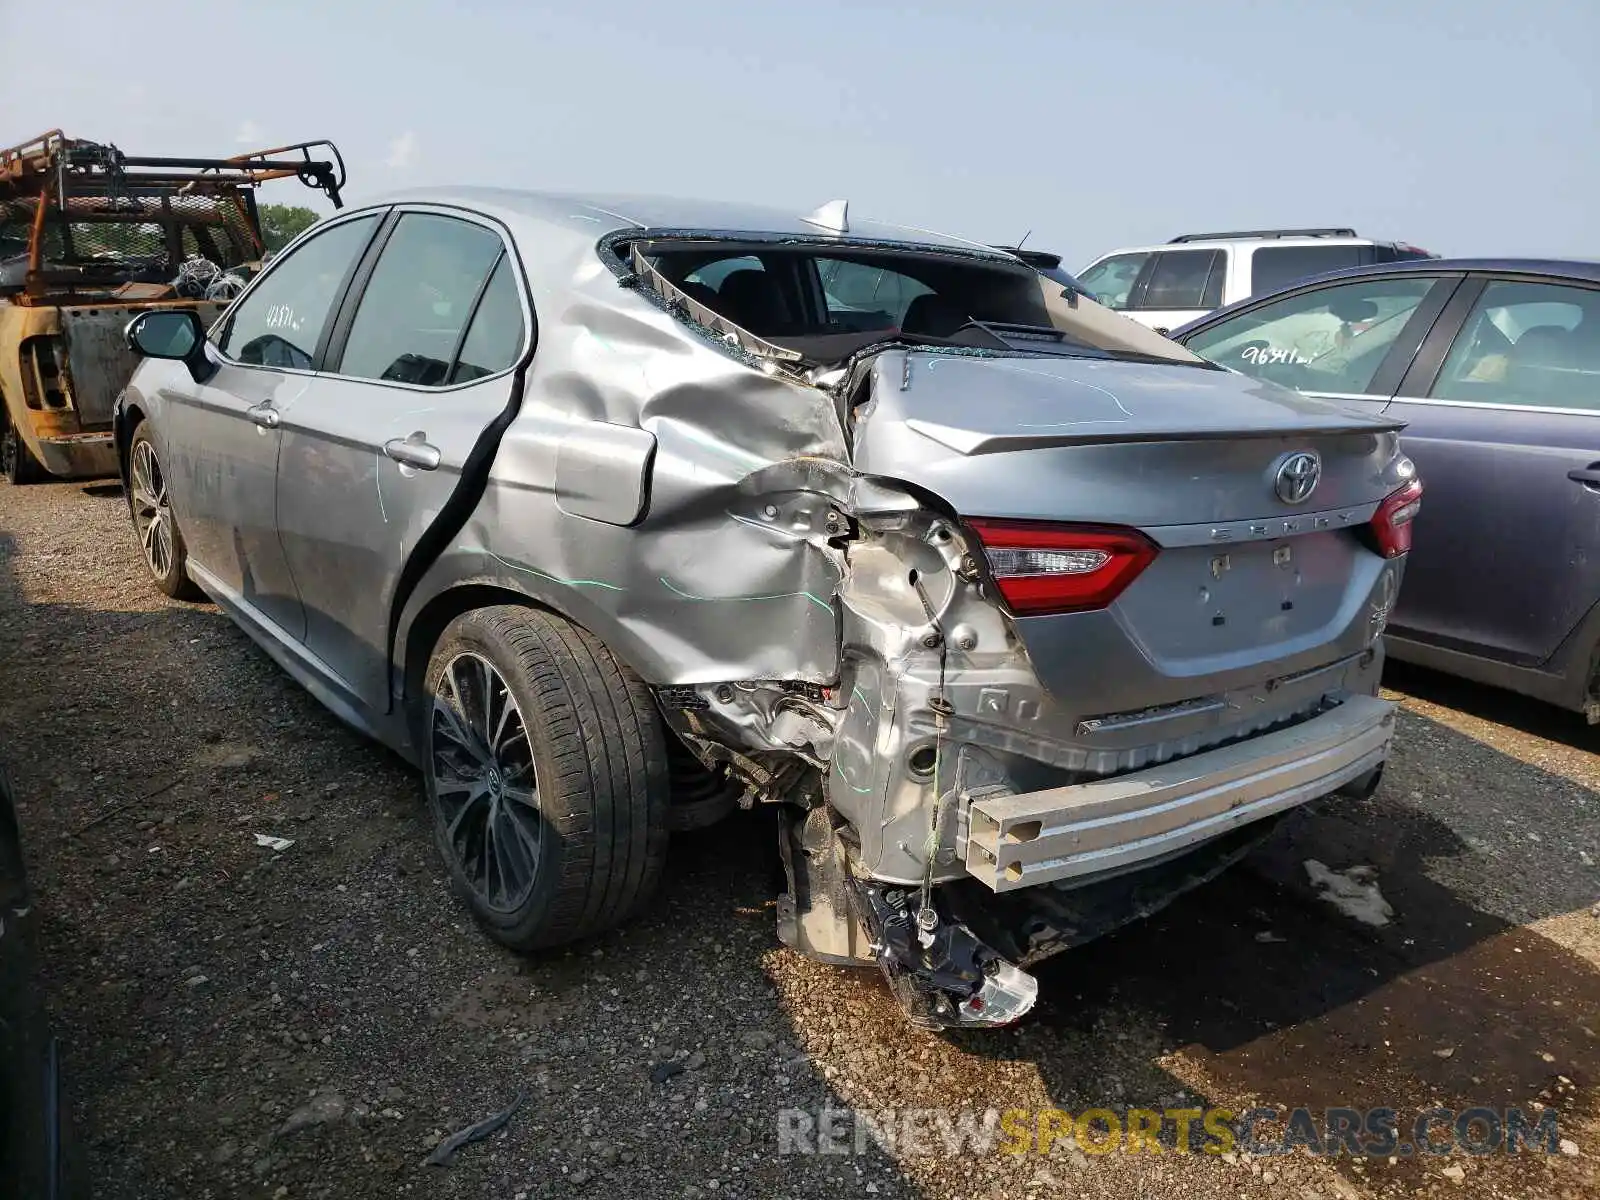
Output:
[964,694,1394,892]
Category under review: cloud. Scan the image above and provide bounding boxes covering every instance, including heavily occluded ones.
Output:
[385,131,419,170]
[234,120,264,146]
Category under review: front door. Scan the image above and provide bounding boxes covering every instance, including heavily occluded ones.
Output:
[273,209,528,708]
[157,212,382,638]
[1386,276,1600,665]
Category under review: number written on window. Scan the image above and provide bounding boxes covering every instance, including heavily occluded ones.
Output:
[218,214,379,370]
[1185,276,1437,395]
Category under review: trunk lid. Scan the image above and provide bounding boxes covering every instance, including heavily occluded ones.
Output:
[852,350,1409,707]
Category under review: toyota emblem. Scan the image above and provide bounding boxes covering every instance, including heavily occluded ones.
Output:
[1274,451,1321,505]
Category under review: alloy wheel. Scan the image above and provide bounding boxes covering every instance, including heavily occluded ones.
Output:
[129,439,175,580]
[428,651,543,914]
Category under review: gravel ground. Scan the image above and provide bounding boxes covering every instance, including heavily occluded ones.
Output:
[2,477,1598,1200]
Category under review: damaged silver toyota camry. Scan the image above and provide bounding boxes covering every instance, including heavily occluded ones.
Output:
[114,191,1419,1029]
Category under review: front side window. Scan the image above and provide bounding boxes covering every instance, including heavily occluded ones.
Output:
[1140,249,1224,311]
[336,213,505,386]
[1429,280,1600,410]
[1076,251,1149,310]
[218,214,379,369]
[1185,276,1438,395]
[1249,245,1368,298]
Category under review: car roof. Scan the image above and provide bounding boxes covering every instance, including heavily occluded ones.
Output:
[1295,256,1600,283]
[1172,256,1600,338]
[350,186,1013,258]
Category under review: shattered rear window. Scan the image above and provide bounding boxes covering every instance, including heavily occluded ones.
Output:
[622,235,1206,370]
[650,245,1049,338]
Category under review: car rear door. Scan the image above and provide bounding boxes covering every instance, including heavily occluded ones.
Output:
[270,207,529,711]
[1384,274,1600,667]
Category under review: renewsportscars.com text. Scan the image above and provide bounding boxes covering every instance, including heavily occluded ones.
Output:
[777,1105,1564,1158]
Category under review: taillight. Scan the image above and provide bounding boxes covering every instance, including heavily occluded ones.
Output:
[1370,478,1423,557]
[966,519,1158,615]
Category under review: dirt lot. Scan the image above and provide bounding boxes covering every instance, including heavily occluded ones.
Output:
[2,477,1598,1200]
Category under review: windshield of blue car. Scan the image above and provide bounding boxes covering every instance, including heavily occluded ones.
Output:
[638,242,1197,366]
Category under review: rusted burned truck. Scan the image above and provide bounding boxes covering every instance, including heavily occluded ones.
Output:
[0,131,344,482]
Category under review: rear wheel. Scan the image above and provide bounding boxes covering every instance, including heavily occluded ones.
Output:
[1,401,45,485]
[127,424,203,600]
[422,606,670,950]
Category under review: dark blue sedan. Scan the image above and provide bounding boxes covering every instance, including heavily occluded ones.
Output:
[1174,258,1600,719]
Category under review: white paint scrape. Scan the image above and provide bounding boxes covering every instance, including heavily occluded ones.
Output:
[1304,860,1394,927]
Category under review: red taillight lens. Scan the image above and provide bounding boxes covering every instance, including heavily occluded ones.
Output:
[966,519,1158,615]
[1371,478,1423,558]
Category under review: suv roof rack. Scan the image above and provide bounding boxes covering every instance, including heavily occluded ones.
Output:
[1168,227,1358,243]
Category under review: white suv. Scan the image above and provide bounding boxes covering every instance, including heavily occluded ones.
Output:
[1077,228,1435,334]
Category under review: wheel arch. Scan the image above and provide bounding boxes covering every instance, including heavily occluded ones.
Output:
[398,577,663,749]
[112,393,147,493]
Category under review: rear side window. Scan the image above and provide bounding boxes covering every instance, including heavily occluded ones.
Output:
[1138,249,1224,311]
[450,256,525,383]
[1249,245,1369,298]
[1429,280,1600,410]
[336,213,504,386]
[1076,251,1149,310]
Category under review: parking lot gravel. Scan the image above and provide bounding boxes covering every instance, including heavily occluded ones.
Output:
[2,478,1598,1199]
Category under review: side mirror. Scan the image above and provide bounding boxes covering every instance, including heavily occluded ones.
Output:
[125,309,217,384]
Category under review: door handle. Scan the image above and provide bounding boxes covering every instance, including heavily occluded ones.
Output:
[1567,464,1600,488]
[384,432,442,471]
[246,403,280,429]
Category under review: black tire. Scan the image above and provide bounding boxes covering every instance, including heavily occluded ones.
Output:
[126,423,204,600]
[1,401,46,485]
[421,605,670,950]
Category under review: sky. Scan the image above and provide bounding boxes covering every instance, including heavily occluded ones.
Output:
[3,0,1594,268]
